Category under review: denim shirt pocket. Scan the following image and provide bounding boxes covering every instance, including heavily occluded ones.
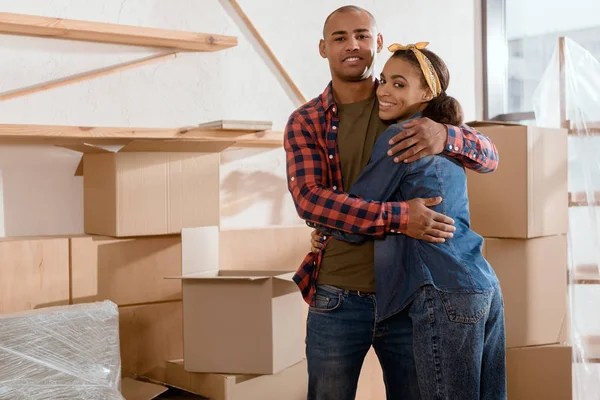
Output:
[437,287,493,324]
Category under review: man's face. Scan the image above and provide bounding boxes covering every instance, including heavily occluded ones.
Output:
[319,10,383,82]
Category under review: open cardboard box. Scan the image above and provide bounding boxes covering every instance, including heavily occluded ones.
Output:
[59,140,234,237]
[167,226,305,375]
[465,120,568,239]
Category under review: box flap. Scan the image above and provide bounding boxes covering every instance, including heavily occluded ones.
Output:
[118,139,234,153]
[181,226,219,275]
[465,120,525,128]
[273,272,296,282]
[55,143,115,154]
[121,377,168,400]
[166,270,272,281]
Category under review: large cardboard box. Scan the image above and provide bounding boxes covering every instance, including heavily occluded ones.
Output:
[169,226,305,375]
[62,140,233,237]
[507,345,572,399]
[466,121,568,239]
[70,235,182,306]
[0,236,69,314]
[483,235,567,348]
[164,359,307,400]
[119,301,183,382]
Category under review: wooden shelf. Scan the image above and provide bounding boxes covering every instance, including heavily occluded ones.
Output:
[0,12,237,51]
[0,121,282,148]
[569,192,600,207]
[567,120,600,136]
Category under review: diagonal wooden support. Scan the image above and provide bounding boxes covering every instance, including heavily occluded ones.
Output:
[227,0,307,105]
[0,51,177,102]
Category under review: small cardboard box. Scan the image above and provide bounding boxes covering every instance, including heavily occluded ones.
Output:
[168,226,305,375]
[164,359,307,400]
[483,235,567,348]
[507,345,572,400]
[0,236,70,314]
[70,234,182,306]
[466,121,568,238]
[61,140,234,237]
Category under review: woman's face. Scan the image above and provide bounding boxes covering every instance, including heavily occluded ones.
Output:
[376,56,431,122]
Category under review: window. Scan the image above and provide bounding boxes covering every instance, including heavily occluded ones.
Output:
[483,0,600,120]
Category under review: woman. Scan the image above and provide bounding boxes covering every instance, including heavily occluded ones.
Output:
[309,42,506,399]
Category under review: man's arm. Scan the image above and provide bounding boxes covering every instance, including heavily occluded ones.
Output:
[285,114,456,243]
[443,124,498,173]
[386,118,499,173]
[284,113,408,236]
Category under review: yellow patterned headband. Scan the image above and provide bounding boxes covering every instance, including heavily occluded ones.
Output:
[387,42,442,97]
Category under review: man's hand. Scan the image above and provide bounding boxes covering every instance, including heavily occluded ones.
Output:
[402,197,455,243]
[387,118,448,163]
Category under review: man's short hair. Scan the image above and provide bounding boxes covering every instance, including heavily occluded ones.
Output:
[322,5,378,38]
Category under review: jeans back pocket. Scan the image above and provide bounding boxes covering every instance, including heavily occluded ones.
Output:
[437,287,493,324]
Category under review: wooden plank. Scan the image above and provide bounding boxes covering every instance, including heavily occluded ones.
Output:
[0,52,177,102]
[0,122,283,147]
[0,12,237,51]
[569,191,600,207]
[227,0,306,104]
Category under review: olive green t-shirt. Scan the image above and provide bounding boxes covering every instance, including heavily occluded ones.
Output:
[316,95,390,292]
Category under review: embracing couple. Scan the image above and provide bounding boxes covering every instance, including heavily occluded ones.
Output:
[283,5,506,400]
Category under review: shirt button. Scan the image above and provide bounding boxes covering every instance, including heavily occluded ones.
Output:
[447,144,453,150]
[390,229,396,233]
[332,126,337,130]
[290,177,295,181]
[454,146,459,151]
[332,107,336,113]
[329,154,334,159]
[333,186,337,190]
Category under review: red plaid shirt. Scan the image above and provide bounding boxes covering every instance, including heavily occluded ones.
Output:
[284,82,499,304]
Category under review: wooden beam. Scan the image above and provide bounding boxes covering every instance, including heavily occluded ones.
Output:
[227,0,306,104]
[0,52,177,102]
[0,12,237,51]
[0,122,282,148]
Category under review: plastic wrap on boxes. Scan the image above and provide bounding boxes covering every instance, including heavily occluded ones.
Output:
[533,37,600,399]
[0,301,123,399]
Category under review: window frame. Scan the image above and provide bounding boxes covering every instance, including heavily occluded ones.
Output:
[482,0,534,122]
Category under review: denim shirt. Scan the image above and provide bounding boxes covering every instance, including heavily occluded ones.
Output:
[312,113,499,321]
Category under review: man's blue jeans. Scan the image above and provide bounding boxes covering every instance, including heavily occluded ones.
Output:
[306,283,506,400]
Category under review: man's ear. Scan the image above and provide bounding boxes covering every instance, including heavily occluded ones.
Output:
[376,33,384,53]
[319,39,327,59]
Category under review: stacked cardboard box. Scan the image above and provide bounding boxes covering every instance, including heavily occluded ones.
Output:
[0,135,313,399]
[466,121,572,399]
[67,138,312,398]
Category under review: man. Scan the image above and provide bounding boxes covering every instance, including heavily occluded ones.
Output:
[283,5,499,399]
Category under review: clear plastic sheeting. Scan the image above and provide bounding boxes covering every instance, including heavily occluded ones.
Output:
[0,301,124,400]
[533,37,600,399]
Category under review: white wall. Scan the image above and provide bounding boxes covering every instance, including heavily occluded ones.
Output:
[0,0,479,236]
